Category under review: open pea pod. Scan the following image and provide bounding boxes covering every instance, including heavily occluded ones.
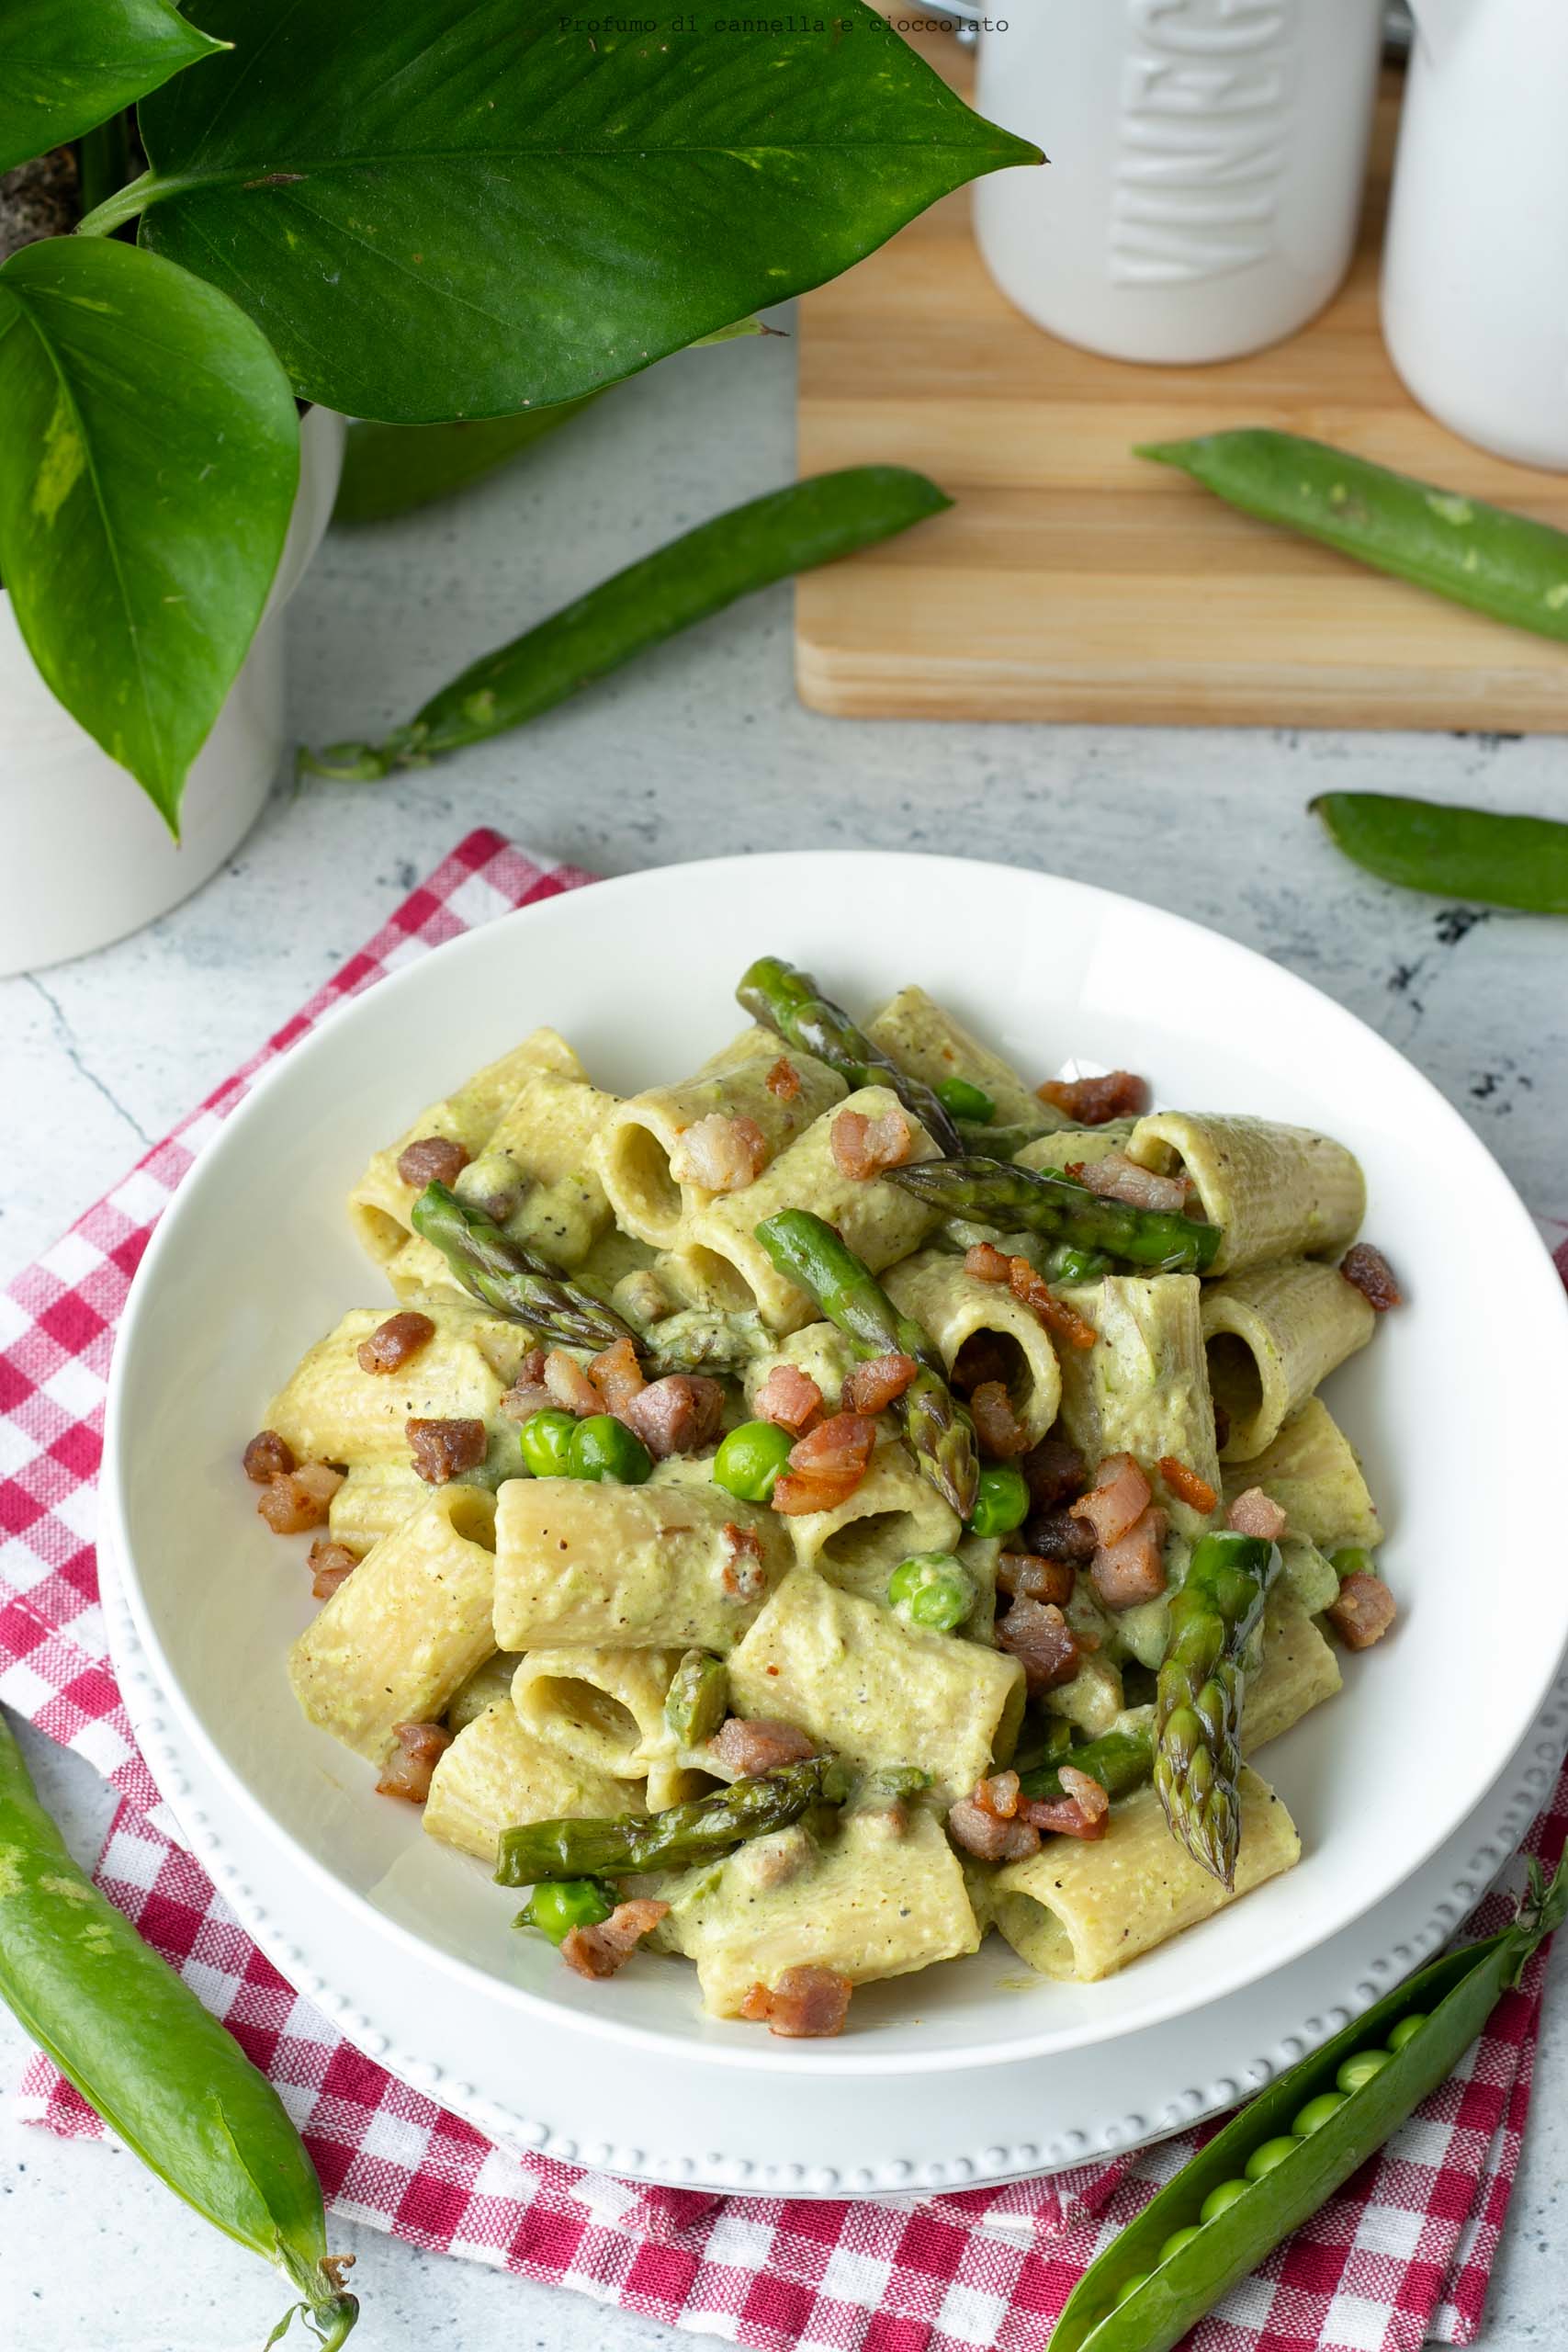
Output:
[1048,1855,1566,2352]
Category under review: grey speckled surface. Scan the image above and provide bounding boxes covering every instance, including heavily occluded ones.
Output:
[2,323,1565,2352]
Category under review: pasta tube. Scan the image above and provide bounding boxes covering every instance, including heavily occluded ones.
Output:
[780,1435,962,1598]
[328,1462,430,1552]
[1201,1258,1375,1461]
[1013,1121,1138,1175]
[288,1487,497,1762]
[1240,1588,1342,1750]
[265,1300,530,1468]
[347,1027,584,1265]
[678,1085,941,1333]
[1226,1396,1383,1552]
[741,1322,857,1416]
[884,1246,1062,1452]
[423,1704,637,1863]
[1054,1273,1220,1536]
[511,1647,682,1780]
[598,1026,845,1248]
[467,1068,621,1271]
[492,1478,790,1652]
[864,984,1060,1136]
[1127,1112,1366,1276]
[728,1564,1024,1804]
[660,1808,979,2016]
[993,1767,1300,1982]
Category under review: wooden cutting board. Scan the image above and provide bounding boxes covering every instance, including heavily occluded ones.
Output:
[795,46,1568,731]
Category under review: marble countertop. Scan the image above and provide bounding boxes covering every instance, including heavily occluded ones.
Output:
[2,326,1564,2352]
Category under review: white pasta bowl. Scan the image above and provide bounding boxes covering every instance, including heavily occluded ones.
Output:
[105,851,1568,2078]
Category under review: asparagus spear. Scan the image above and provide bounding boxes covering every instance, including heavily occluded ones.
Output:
[737,956,964,1156]
[493,1758,832,1885]
[754,1208,979,1521]
[1017,1724,1153,1804]
[1155,1531,1280,1888]
[664,1652,729,1747]
[410,1182,631,1351]
[955,1119,1044,1161]
[884,1157,1222,1274]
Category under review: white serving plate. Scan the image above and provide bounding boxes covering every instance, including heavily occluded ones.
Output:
[104,853,1568,2096]
[101,1522,1568,2191]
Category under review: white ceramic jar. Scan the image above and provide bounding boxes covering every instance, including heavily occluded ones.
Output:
[973,0,1386,364]
[1382,0,1568,469]
[0,404,344,978]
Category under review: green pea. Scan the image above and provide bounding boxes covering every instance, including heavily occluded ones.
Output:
[1330,1545,1374,1580]
[518,1878,615,1945]
[714,1418,795,1502]
[1292,2092,1349,2137]
[936,1075,997,1124]
[568,1414,653,1485]
[887,1551,976,1633]
[518,1408,578,1477]
[1115,2271,1155,2307]
[1386,2012,1427,2052]
[968,1462,1030,1539]
[1244,2136,1299,2182]
[1157,2225,1201,2263]
[1337,2049,1393,2095]
[1199,2177,1250,2223]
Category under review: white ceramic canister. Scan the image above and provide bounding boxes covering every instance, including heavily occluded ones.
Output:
[0,403,344,978]
[973,0,1386,365]
[1382,0,1568,470]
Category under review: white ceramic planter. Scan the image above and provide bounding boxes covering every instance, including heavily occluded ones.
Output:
[0,404,344,978]
[1382,0,1568,469]
[973,0,1385,365]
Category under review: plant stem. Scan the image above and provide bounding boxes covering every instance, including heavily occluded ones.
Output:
[77,169,209,236]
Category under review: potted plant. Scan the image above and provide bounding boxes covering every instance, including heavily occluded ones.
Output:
[0,0,1034,973]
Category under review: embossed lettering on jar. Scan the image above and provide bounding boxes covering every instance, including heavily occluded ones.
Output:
[973,0,1385,364]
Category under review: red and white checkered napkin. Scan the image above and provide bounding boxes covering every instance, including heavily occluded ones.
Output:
[6,829,1567,2352]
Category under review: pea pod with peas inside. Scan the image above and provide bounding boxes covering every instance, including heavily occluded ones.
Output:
[304,467,951,778]
[1138,429,1568,644]
[1045,1853,1567,2352]
[0,1711,358,2347]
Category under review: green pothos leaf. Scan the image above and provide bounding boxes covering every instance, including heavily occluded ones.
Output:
[0,0,224,175]
[0,235,299,830]
[109,0,1037,422]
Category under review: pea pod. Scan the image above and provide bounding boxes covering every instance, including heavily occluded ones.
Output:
[304,467,951,777]
[0,1711,357,2347]
[1139,429,1568,643]
[1313,793,1568,917]
[1046,1853,1567,2352]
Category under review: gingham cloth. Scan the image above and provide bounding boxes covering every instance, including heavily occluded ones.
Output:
[5,830,1567,2352]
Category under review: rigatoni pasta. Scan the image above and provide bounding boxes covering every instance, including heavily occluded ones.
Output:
[423,1705,637,1864]
[348,1028,585,1267]
[248,956,1401,2036]
[679,1084,941,1330]
[288,1487,497,1762]
[599,1027,845,1248]
[1201,1258,1375,1461]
